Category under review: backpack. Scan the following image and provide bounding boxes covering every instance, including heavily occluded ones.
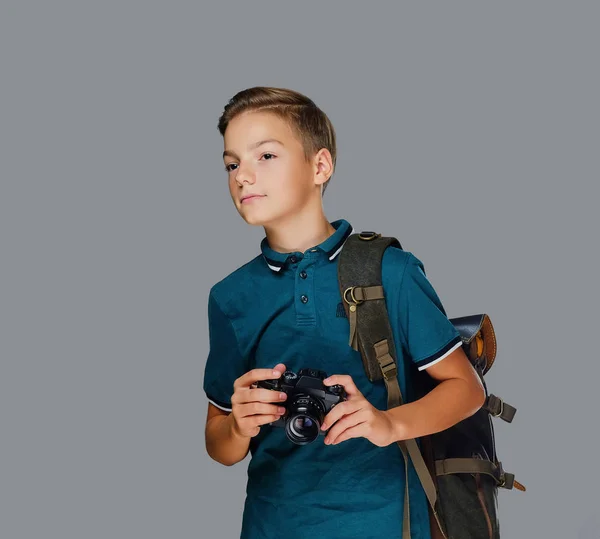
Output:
[337,231,525,539]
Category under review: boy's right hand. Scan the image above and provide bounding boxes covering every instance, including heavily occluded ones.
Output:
[230,363,288,439]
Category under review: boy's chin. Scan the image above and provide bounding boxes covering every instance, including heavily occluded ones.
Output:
[238,211,272,227]
[237,205,283,227]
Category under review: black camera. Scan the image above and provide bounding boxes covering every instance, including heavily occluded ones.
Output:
[256,368,346,445]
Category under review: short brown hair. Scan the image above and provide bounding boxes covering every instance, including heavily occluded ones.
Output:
[217,86,337,196]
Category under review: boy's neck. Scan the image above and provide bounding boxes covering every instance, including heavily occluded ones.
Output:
[263,211,336,255]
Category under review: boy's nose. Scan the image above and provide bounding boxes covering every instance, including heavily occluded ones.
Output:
[235,167,256,186]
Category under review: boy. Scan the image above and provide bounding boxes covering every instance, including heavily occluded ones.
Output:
[203,86,485,539]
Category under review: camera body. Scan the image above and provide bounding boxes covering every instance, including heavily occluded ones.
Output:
[257,368,347,445]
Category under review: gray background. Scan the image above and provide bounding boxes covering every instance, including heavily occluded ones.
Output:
[2,2,598,538]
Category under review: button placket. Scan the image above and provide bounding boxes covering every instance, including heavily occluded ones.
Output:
[295,255,316,325]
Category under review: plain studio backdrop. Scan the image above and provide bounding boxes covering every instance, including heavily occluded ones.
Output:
[1,2,598,538]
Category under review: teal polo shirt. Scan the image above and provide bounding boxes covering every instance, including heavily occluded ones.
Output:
[203,218,462,539]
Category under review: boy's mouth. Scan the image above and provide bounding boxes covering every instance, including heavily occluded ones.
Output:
[241,195,266,203]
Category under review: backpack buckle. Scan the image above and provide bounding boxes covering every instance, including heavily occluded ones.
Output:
[491,398,504,418]
[498,472,515,490]
[374,340,398,381]
[485,394,517,423]
[381,362,397,381]
[495,461,515,489]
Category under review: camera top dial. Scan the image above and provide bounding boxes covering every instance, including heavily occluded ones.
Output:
[282,371,298,383]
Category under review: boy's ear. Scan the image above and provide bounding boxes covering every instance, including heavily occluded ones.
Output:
[313,147,333,186]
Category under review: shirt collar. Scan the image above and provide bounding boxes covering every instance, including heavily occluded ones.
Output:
[260,219,355,273]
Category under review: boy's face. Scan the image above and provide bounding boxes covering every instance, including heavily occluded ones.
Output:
[222,111,327,227]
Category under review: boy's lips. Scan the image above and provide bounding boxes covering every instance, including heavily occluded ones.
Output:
[241,194,266,203]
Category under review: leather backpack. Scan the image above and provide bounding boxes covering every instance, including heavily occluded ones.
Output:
[337,231,525,539]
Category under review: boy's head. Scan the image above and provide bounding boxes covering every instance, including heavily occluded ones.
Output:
[217,87,336,227]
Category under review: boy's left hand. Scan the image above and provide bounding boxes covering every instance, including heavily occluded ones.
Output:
[321,374,394,447]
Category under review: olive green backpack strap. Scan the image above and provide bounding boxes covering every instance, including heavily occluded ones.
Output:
[337,231,446,539]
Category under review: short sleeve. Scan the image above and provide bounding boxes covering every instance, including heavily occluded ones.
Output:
[203,290,248,412]
[397,253,463,371]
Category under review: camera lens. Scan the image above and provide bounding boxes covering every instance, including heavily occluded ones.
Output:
[284,394,324,445]
[291,416,314,432]
[288,413,319,443]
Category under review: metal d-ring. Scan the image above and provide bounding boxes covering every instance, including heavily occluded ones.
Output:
[344,286,364,306]
[491,398,505,418]
[358,231,380,241]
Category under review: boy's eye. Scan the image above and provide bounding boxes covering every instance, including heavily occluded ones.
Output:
[224,153,275,172]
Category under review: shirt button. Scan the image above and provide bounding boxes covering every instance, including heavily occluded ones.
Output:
[300,295,309,304]
[290,256,297,263]
[300,270,307,279]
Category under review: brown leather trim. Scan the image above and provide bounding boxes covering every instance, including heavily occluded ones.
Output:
[481,314,497,372]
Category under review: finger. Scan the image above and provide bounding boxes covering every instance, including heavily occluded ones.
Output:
[250,388,288,404]
[234,388,288,405]
[251,413,283,428]
[238,402,286,418]
[328,421,367,445]
[321,400,358,431]
[235,413,281,438]
[324,410,365,444]
[234,367,284,390]
[322,374,360,397]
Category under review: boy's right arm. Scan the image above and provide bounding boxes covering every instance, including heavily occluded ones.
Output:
[204,404,252,466]
[205,365,287,466]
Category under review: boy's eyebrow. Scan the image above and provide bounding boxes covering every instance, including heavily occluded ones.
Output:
[223,139,284,160]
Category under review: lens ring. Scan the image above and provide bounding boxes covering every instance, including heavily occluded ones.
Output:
[286,412,320,444]
[284,394,325,445]
[289,415,316,437]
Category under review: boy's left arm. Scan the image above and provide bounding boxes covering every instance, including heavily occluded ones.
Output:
[321,346,485,447]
